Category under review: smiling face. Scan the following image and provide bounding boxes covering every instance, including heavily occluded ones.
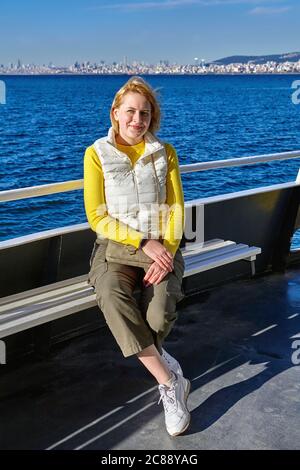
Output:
[113,92,152,145]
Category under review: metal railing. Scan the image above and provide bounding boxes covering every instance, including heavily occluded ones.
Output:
[1,150,300,203]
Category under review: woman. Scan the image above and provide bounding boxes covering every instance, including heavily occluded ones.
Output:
[83,76,190,436]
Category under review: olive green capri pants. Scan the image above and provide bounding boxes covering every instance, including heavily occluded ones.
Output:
[87,240,185,357]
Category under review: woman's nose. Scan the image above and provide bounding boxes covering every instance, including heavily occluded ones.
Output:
[132,111,142,122]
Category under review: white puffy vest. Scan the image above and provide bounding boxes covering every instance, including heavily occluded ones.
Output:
[93,127,169,240]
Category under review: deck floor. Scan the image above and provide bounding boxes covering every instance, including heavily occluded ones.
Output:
[1,267,300,450]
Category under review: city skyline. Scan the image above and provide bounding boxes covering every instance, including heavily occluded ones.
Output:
[2,54,300,75]
[0,0,299,65]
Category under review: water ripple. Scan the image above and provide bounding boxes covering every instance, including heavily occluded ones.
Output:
[1,74,300,241]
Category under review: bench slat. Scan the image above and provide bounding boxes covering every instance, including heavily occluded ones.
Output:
[0,274,88,307]
[183,242,247,262]
[184,246,261,277]
[0,286,94,319]
[0,294,97,339]
[182,239,236,254]
[0,281,90,314]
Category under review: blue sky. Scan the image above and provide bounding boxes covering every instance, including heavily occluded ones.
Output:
[0,0,299,65]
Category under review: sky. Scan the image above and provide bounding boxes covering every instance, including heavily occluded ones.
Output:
[0,0,299,65]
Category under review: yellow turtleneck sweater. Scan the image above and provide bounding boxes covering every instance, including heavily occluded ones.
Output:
[83,140,184,256]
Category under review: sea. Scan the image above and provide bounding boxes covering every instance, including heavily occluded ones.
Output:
[1,74,300,246]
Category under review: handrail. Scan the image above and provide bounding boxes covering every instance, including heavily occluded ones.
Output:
[1,179,299,250]
[0,180,82,203]
[1,150,300,203]
[180,150,300,174]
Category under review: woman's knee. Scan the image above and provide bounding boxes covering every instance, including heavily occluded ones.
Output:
[147,308,178,334]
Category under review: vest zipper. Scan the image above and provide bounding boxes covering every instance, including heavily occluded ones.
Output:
[132,171,140,218]
[150,154,160,204]
[111,149,140,215]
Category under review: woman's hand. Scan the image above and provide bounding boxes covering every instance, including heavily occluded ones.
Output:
[141,239,173,272]
[143,261,170,287]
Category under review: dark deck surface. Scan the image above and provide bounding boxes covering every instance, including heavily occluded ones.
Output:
[1,267,300,450]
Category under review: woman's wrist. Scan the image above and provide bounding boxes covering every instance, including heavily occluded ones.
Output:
[140,238,148,248]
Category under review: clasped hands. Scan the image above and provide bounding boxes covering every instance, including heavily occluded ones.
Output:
[141,239,174,287]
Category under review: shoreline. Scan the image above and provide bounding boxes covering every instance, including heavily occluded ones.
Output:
[1,72,300,77]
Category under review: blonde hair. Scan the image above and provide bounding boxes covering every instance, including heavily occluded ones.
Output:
[110,76,161,135]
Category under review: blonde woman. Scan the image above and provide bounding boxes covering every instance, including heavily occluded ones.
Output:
[84,76,190,436]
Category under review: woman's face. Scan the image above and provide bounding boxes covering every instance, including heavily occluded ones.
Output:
[113,92,152,145]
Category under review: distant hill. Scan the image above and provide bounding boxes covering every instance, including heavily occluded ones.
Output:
[211,52,300,65]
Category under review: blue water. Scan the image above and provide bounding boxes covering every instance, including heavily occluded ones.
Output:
[1,75,300,244]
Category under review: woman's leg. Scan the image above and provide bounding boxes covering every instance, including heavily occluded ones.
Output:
[89,243,190,435]
[136,344,172,385]
[93,262,173,384]
[90,254,173,383]
[93,261,156,357]
[139,248,185,353]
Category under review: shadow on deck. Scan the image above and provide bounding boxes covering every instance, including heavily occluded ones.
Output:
[0,267,300,450]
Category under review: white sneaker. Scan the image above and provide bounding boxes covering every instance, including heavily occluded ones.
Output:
[158,373,191,437]
[161,348,183,376]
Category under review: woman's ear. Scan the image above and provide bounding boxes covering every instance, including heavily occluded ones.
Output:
[113,107,119,121]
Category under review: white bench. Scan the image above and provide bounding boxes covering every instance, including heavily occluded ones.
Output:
[183,239,261,277]
[0,238,261,339]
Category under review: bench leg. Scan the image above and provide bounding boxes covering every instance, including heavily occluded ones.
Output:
[250,260,256,276]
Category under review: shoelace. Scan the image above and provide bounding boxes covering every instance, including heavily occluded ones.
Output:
[163,357,172,368]
[162,351,175,367]
[158,385,177,413]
